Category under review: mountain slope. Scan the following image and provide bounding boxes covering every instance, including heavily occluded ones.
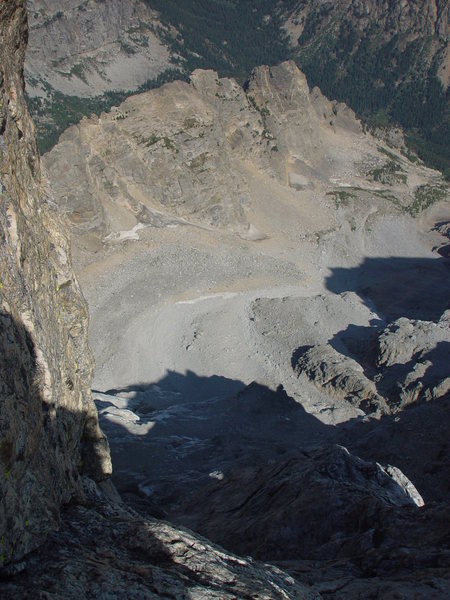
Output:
[282,0,450,177]
[25,0,180,152]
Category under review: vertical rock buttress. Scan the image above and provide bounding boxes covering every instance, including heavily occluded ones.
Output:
[0,0,111,567]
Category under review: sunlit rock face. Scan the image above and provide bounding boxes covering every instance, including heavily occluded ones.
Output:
[43,58,446,273]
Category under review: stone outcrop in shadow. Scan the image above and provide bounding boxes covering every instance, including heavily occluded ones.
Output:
[92,367,450,597]
[288,257,450,510]
[0,311,110,568]
[2,479,319,599]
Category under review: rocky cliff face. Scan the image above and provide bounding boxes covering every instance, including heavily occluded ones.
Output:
[0,0,111,567]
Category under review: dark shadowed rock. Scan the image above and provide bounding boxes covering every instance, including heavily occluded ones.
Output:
[170,445,425,561]
[1,482,319,599]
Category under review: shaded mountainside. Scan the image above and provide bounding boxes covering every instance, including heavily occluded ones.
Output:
[282,0,450,177]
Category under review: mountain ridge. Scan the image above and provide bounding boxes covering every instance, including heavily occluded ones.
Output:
[25,0,449,178]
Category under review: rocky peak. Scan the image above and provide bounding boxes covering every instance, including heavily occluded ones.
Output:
[42,59,446,272]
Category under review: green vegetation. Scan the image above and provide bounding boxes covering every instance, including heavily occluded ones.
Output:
[183,117,200,129]
[67,63,88,84]
[145,0,291,83]
[327,186,406,212]
[43,11,63,26]
[294,11,449,179]
[28,69,182,154]
[377,146,399,161]
[119,40,136,55]
[326,189,356,208]
[369,160,407,185]
[248,95,270,121]
[27,90,126,154]
[163,136,176,151]
[140,133,177,151]
[189,152,208,169]
[145,134,160,146]
[409,184,448,217]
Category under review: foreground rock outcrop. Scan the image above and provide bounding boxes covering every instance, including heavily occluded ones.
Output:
[97,378,450,598]
[2,480,318,599]
[0,0,111,566]
[171,445,426,559]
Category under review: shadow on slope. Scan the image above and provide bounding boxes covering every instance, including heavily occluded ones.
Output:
[93,365,449,569]
[326,256,450,322]
[103,369,246,404]
[0,309,107,567]
[338,386,450,506]
[95,372,330,515]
